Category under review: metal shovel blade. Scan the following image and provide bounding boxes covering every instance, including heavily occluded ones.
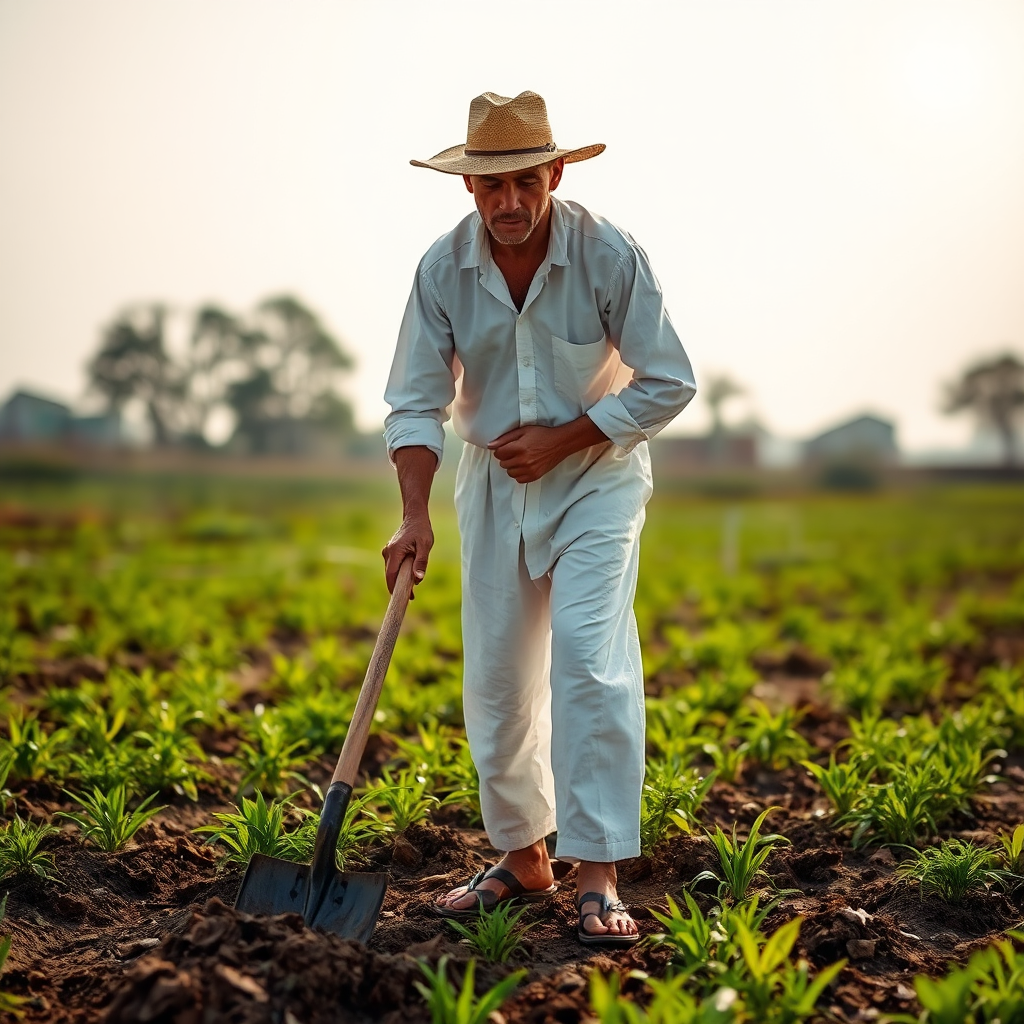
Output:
[235,852,388,944]
[232,565,415,944]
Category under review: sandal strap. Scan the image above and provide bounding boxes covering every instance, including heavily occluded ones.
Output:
[479,865,527,897]
[577,892,631,923]
[577,891,610,914]
[460,870,500,911]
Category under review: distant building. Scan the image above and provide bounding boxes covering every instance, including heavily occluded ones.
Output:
[804,414,897,463]
[0,389,71,441]
[0,388,122,447]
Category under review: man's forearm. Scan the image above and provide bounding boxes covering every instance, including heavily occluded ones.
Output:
[383,445,438,592]
[561,414,610,457]
[395,445,438,516]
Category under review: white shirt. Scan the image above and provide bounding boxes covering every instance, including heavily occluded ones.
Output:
[384,196,696,579]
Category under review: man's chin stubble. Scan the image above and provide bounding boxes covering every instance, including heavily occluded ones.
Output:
[489,223,533,246]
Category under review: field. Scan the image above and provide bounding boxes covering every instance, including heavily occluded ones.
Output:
[1,473,1023,1023]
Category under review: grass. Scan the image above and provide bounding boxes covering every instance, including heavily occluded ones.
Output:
[364,766,441,831]
[0,815,59,880]
[997,824,1024,877]
[0,895,26,1017]
[58,785,164,852]
[194,790,310,865]
[445,901,537,963]
[801,754,865,818]
[230,715,310,797]
[691,807,792,904]
[414,956,525,1024]
[639,760,715,856]
[896,838,1011,902]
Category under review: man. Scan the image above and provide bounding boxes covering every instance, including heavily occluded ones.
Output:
[382,91,695,947]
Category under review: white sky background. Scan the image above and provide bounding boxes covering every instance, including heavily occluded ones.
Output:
[2,0,1023,452]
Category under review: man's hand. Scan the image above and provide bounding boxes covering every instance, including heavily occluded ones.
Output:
[488,417,610,483]
[382,512,433,595]
[384,445,438,595]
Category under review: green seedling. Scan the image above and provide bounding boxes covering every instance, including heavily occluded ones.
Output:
[889,930,1024,1024]
[446,900,537,964]
[896,838,1010,903]
[437,738,483,827]
[648,891,724,977]
[273,688,357,759]
[727,916,845,1024]
[68,705,129,755]
[231,714,310,796]
[414,955,525,1024]
[645,700,711,762]
[0,810,58,879]
[364,766,441,831]
[0,610,33,683]
[194,790,310,866]
[701,740,749,786]
[997,824,1024,876]
[392,718,466,785]
[801,755,865,818]
[58,785,163,852]
[0,753,14,815]
[737,701,809,770]
[840,764,944,847]
[589,970,737,1024]
[692,807,792,904]
[0,815,59,880]
[640,760,715,856]
[132,713,207,801]
[66,742,144,795]
[0,894,27,1016]
[287,789,391,870]
[2,711,69,783]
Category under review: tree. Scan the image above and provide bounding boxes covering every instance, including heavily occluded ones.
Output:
[86,305,182,445]
[225,295,355,453]
[85,295,356,454]
[943,353,1024,466]
[180,305,255,445]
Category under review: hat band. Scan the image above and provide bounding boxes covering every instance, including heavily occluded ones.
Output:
[463,142,557,157]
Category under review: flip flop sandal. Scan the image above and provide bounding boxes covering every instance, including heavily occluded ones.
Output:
[576,891,641,948]
[432,864,558,919]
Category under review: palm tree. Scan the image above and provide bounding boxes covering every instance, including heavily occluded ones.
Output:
[943,353,1024,466]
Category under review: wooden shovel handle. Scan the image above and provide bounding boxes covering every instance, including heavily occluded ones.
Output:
[331,557,415,788]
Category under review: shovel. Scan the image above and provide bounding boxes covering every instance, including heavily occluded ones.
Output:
[235,557,415,942]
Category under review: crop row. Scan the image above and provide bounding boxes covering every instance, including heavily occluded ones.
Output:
[1,484,1023,1021]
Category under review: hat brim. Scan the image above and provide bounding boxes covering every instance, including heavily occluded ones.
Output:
[410,143,605,175]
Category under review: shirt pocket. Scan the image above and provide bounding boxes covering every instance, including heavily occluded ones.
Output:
[551,333,614,415]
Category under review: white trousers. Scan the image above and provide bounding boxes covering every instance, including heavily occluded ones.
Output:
[460,509,647,863]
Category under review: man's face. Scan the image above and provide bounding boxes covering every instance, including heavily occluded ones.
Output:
[464,159,564,247]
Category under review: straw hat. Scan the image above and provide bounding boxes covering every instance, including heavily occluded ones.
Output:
[411,91,605,175]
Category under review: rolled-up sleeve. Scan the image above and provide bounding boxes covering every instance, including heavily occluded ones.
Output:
[585,245,697,452]
[383,267,457,467]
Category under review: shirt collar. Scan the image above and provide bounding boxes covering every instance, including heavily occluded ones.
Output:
[548,197,570,268]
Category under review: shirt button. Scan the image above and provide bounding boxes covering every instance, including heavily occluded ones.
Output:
[521,356,531,367]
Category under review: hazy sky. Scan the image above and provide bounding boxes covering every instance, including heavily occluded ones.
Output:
[2,0,1023,451]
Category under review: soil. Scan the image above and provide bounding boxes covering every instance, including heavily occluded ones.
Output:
[3,673,1024,1022]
